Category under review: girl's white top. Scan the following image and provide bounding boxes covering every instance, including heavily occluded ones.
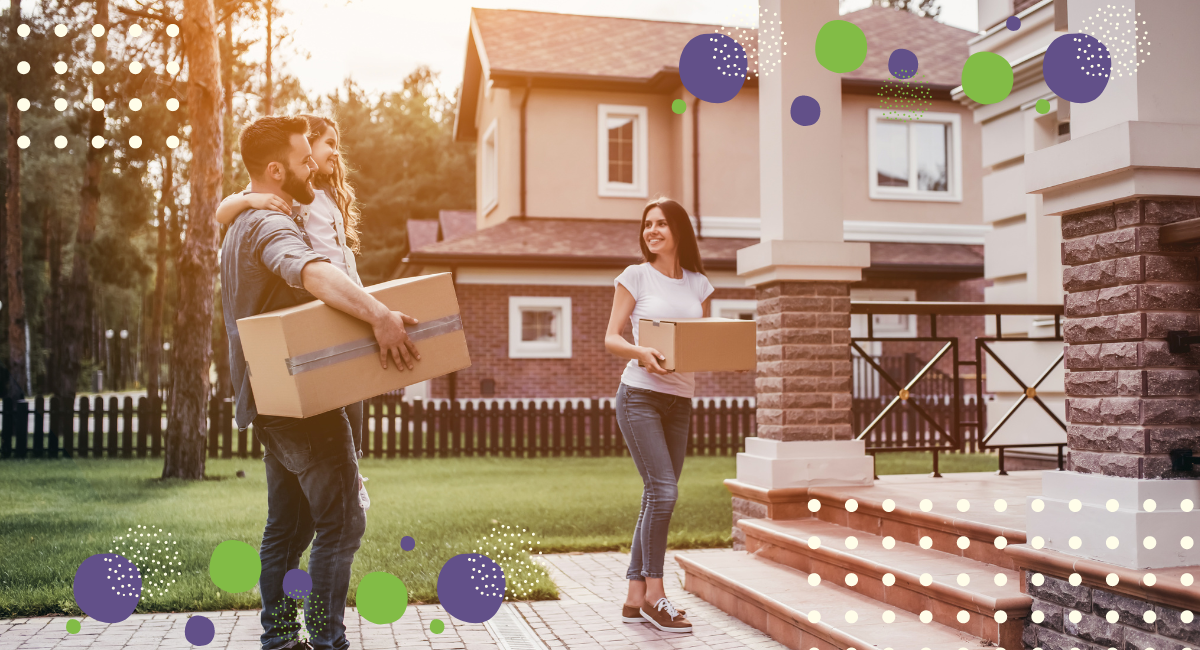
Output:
[615,262,714,399]
[294,189,361,285]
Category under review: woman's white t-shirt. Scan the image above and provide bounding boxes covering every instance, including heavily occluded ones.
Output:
[301,190,350,277]
[615,263,714,398]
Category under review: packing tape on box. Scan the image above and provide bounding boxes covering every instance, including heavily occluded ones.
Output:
[284,313,463,376]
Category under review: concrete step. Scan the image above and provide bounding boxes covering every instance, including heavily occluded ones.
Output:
[741,517,1031,647]
[677,550,992,650]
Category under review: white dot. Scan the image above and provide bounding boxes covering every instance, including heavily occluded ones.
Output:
[166,61,180,75]
[1069,572,1082,586]
[957,573,970,586]
[883,610,896,623]
[1143,499,1156,512]
[845,536,858,549]
[808,573,821,586]
[808,499,821,512]
[1069,536,1082,549]
[845,573,859,586]
[1182,611,1194,624]
[994,573,1008,586]
[995,611,1008,624]
[54,24,67,37]
[1032,573,1045,587]
[1182,573,1194,586]
[17,135,29,149]
[129,98,142,111]
[808,610,821,623]
[1069,499,1082,512]
[166,98,180,112]
[882,573,896,586]
[130,24,143,37]
[17,98,30,111]
[845,499,859,512]
[1106,610,1120,623]
[1183,536,1194,550]
[54,98,68,111]
[808,536,821,549]
[92,61,105,74]
[17,61,30,74]
[1144,536,1156,549]
[995,536,1008,549]
[1144,573,1156,586]
[92,24,105,37]
[1031,499,1045,512]
[957,610,970,624]
[54,136,67,149]
[919,573,933,586]
[17,24,30,37]
[1106,536,1120,549]
[920,499,933,512]
[54,61,67,74]
[166,136,180,149]
[994,499,1007,512]
[91,98,105,111]
[130,62,143,74]
[129,136,142,149]
[919,536,933,549]
[166,24,180,37]
[91,135,105,148]
[1182,499,1194,512]
[882,536,896,550]
[1032,536,1045,549]
[1144,610,1156,624]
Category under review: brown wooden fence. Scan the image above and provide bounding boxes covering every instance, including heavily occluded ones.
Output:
[0,395,758,460]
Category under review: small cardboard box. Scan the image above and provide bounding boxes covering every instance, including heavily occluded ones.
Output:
[237,273,471,418]
[637,317,756,372]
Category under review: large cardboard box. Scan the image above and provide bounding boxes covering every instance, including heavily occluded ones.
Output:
[637,317,756,372]
[237,273,470,418]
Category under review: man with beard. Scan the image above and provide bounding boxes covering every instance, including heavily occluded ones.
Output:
[220,115,420,650]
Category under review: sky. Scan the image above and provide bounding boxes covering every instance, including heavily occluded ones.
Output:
[281,0,980,98]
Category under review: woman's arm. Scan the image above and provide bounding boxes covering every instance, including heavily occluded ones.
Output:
[604,284,670,375]
[216,191,293,226]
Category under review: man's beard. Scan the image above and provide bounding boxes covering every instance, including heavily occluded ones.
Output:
[282,167,315,205]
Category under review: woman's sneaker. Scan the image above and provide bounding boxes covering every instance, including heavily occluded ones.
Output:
[621,605,644,623]
[641,598,692,633]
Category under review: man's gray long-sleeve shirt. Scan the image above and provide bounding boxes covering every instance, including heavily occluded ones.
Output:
[221,208,330,428]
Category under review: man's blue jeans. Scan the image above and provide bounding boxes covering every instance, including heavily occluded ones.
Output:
[616,383,691,581]
[255,408,365,650]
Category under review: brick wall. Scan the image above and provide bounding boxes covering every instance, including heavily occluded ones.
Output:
[430,282,757,399]
[1024,570,1198,650]
[1060,199,1200,479]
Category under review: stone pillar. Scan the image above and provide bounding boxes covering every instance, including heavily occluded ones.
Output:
[729,0,872,547]
[1025,0,1200,569]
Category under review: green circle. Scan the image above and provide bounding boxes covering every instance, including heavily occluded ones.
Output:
[671,99,686,114]
[356,572,408,625]
[1036,98,1051,114]
[815,20,867,73]
[66,619,81,634]
[961,52,1013,105]
[208,540,261,593]
[430,619,445,634]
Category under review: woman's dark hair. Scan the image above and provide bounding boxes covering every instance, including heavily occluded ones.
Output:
[639,198,705,274]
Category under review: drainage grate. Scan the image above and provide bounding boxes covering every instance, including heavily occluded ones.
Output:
[484,603,548,650]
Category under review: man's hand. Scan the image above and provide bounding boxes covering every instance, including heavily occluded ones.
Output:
[372,310,421,370]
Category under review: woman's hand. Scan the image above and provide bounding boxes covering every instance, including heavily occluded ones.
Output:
[246,192,292,215]
[637,346,670,375]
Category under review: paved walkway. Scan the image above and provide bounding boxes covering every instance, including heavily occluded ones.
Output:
[0,550,783,650]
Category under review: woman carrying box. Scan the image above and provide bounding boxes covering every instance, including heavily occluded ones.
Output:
[604,197,712,634]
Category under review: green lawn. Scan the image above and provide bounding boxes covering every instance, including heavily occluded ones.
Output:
[0,451,995,618]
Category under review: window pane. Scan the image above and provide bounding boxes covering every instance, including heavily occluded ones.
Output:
[607,116,635,184]
[521,309,557,342]
[875,121,909,187]
[915,122,949,192]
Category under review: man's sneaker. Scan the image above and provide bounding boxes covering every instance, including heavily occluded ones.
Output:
[358,474,370,511]
[641,598,692,633]
[271,640,314,650]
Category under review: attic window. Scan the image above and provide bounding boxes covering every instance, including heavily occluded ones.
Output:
[597,104,648,199]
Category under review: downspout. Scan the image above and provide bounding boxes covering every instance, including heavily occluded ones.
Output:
[519,77,532,217]
[447,265,458,403]
[692,97,701,239]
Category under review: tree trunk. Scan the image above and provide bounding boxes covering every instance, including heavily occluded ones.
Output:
[5,0,28,400]
[213,7,234,400]
[45,208,61,395]
[59,0,110,409]
[146,155,173,408]
[163,0,223,480]
[263,0,273,115]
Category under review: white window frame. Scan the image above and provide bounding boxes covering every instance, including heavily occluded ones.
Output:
[711,299,758,321]
[508,296,572,359]
[597,104,649,199]
[867,109,962,203]
[481,119,499,215]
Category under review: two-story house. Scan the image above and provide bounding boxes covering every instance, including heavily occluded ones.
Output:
[403,6,991,401]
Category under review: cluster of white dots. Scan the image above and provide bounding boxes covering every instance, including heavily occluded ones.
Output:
[706,36,748,79]
[103,554,142,598]
[1080,6,1149,78]
[1070,34,1112,78]
[473,525,543,599]
[13,22,181,151]
[109,525,181,598]
[466,554,505,599]
[793,496,1197,636]
[715,7,787,79]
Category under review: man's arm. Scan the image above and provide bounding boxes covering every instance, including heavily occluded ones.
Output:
[300,262,421,370]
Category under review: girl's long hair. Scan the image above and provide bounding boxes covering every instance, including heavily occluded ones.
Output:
[639,198,705,274]
[301,114,361,253]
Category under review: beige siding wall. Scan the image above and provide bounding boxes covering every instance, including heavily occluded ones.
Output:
[696,89,761,219]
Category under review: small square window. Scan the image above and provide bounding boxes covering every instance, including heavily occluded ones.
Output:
[509,296,572,359]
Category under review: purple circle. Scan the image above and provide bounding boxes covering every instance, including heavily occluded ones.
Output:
[1043,33,1111,104]
[184,615,215,646]
[401,536,416,552]
[283,569,312,599]
[1006,16,1021,31]
[888,49,919,79]
[73,554,142,624]
[679,33,748,104]
[436,554,505,624]
[790,96,821,127]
